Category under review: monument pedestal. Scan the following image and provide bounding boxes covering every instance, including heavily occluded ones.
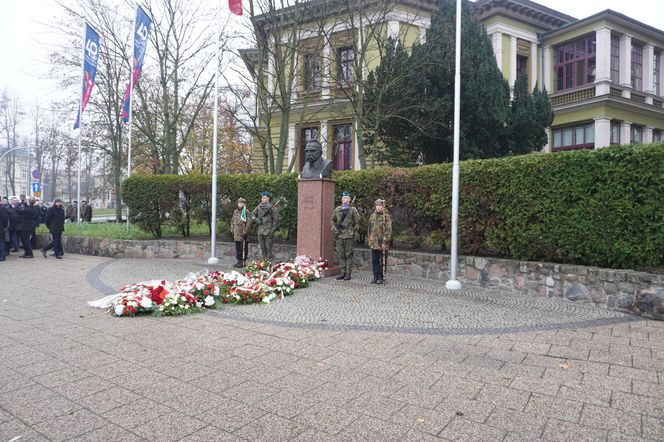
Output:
[297,178,339,276]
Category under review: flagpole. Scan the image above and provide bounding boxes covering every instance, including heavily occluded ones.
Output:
[446,0,462,290]
[208,0,220,265]
[77,21,86,229]
[126,4,136,234]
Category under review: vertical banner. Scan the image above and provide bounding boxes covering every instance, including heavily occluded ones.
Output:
[229,0,242,16]
[73,23,100,129]
[121,6,152,123]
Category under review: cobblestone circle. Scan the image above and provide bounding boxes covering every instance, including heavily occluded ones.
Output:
[91,258,637,335]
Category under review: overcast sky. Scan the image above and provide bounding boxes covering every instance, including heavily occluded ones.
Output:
[1,0,664,108]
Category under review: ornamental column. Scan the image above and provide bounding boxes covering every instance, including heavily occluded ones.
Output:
[644,43,655,104]
[594,27,612,95]
[543,45,552,92]
[620,121,632,145]
[509,35,517,88]
[593,117,611,148]
[619,34,632,98]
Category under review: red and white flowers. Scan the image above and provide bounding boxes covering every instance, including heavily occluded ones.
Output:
[99,256,326,317]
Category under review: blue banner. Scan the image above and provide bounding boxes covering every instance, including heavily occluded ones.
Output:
[122,6,152,123]
[74,23,100,129]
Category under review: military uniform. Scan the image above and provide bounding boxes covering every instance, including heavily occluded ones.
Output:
[330,194,360,280]
[367,200,392,284]
[251,196,279,261]
[231,198,252,267]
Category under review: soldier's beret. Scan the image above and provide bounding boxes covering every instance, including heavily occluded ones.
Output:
[341,191,351,197]
[374,198,385,206]
[237,197,246,203]
[260,191,271,197]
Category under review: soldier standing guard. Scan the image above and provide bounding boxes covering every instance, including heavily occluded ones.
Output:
[251,191,279,261]
[367,198,392,284]
[231,197,252,268]
[331,191,360,281]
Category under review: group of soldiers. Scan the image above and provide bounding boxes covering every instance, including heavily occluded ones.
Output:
[230,190,392,284]
[230,191,279,268]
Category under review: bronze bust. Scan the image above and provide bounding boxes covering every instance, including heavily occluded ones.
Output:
[301,140,333,179]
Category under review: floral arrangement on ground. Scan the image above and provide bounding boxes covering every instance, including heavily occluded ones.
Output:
[89,256,327,317]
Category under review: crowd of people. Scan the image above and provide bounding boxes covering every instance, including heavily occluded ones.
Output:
[0,195,93,262]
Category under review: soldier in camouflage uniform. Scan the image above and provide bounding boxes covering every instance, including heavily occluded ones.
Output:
[231,197,252,268]
[251,192,279,261]
[330,191,360,280]
[367,198,392,284]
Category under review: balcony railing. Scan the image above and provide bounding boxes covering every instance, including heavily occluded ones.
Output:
[550,86,596,107]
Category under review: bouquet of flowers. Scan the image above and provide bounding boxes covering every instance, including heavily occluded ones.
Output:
[266,276,296,299]
[184,276,221,309]
[226,279,274,304]
[112,293,154,317]
[156,292,200,316]
[245,259,272,274]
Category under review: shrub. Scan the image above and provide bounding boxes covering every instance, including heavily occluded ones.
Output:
[122,143,664,269]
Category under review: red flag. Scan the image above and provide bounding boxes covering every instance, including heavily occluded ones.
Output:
[229,0,242,15]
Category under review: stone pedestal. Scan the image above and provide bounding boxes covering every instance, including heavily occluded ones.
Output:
[297,178,339,275]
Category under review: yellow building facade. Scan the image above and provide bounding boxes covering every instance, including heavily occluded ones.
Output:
[246,0,664,172]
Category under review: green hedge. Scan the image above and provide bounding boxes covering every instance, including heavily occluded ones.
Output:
[122,143,664,269]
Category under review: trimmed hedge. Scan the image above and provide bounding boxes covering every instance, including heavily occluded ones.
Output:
[122,143,664,269]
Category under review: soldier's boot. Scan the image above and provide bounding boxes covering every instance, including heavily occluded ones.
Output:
[336,273,346,280]
[344,271,351,281]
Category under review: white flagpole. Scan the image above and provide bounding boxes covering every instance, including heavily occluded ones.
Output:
[126,4,137,233]
[446,0,462,290]
[208,0,220,265]
[77,21,86,229]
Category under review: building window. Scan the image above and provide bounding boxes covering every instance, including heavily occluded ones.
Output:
[611,122,621,144]
[299,127,319,171]
[653,129,662,142]
[20,169,29,180]
[630,125,643,143]
[554,35,596,92]
[611,35,620,84]
[654,50,660,96]
[303,53,320,91]
[332,124,352,170]
[516,55,528,81]
[631,42,643,91]
[552,123,595,151]
[337,46,354,85]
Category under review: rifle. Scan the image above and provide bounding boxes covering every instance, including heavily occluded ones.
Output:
[253,196,287,227]
[335,196,356,233]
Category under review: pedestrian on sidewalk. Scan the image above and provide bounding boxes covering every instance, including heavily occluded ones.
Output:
[42,198,65,259]
[15,199,36,258]
[0,201,8,261]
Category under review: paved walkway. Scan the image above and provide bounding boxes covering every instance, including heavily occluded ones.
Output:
[1,253,663,441]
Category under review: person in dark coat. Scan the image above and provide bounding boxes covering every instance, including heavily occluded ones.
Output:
[7,197,20,252]
[28,197,40,249]
[81,201,93,223]
[15,200,35,258]
[0,203,8,261]
[42,198,65,259]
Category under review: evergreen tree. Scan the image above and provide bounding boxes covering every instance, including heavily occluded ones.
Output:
[507,74,554,154]
[362,0,511,164]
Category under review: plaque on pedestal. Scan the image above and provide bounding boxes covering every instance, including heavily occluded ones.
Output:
[296,178,339,276]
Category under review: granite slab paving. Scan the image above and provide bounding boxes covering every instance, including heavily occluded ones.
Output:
[0,253,663,441]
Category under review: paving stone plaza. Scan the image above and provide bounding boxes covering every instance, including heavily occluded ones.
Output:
[2,253,664,441]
